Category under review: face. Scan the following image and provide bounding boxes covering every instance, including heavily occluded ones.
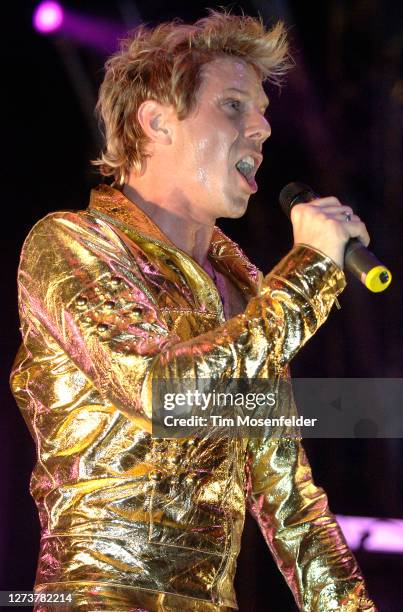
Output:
[171,56,271,224]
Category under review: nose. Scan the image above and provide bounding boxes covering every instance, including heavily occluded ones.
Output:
[244,112,271,144]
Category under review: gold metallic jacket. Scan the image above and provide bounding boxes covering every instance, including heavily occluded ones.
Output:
[10,185,375,611]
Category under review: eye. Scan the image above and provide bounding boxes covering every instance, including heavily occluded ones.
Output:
[225,98,242,112]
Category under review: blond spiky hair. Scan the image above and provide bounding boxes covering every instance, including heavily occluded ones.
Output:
[94,9,290,184]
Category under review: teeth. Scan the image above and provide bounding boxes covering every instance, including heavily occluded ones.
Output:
[236,155,255,178]
[241,155,255,167]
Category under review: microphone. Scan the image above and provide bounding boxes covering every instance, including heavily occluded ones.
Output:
[279,182,392,293]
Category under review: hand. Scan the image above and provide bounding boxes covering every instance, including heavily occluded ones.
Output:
[290,196,370,268]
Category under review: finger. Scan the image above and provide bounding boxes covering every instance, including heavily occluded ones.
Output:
[304,196,344,209]
[329,206,355,218]
[291,204,354,224]
[334,208,356,221]
[344,220,370,247]
[301,201,355,216]
[309,206,355,220]
[340,213,360,222]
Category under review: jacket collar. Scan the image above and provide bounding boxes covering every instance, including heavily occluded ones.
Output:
[88,184,262,297]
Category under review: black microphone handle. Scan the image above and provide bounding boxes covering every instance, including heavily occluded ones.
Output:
[279,182,392,293]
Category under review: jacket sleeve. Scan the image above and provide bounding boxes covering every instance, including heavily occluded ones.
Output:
[16,211,345,432]
[246,436,376,611]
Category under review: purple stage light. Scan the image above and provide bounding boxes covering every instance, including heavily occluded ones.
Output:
[33,1,64,34]
[337,514,403,554]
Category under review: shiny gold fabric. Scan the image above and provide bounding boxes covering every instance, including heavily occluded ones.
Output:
[10,185,375,611]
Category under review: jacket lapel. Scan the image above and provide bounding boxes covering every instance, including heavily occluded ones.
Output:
[88,184,262,302]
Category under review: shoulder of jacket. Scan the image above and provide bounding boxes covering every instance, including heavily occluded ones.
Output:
[24,208,100,235]
[21,208,125,252]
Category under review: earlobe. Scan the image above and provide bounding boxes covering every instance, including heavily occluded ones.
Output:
[137,100,172,145]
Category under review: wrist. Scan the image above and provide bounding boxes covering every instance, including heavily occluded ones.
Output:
[294,242,344,270]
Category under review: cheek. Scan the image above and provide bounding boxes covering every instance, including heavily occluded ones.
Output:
[194,138,211,161]
[182,131,212,174]
[194,130,234,174]
[180,117,238,187]
[191,136,222,186]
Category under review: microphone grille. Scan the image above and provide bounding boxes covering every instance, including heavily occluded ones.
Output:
[279,182,316,218]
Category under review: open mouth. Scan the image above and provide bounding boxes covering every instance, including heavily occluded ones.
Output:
[235,155,258,192]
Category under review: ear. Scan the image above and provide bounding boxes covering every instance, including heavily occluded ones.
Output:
[137,100,173,146]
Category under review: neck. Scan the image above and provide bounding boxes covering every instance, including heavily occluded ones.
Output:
[122,179,214,266]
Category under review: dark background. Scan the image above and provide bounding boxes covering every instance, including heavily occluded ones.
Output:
[1,1,402,610]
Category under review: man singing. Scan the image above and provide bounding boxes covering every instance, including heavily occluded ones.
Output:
[11,10,375,611]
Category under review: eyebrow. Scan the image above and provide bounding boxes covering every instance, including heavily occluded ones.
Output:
[222,87,270,111]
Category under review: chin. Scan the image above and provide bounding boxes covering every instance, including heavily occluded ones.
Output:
[214,192,250,220]
[226,196,249,219]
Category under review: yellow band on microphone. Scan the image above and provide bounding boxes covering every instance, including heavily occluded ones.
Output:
[364,266,392,292]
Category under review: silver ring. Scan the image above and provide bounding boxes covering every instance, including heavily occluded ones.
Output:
[344,211,352,222]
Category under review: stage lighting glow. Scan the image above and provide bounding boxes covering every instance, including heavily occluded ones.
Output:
[33,2,64,34]
[337,514,403,554]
